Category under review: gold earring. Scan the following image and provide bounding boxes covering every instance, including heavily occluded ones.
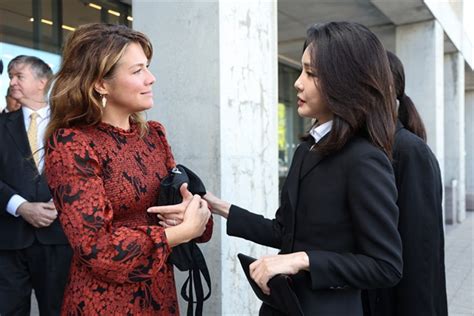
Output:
[101,95,107,108]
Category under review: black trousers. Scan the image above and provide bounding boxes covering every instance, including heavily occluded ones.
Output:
[0,242,72,316]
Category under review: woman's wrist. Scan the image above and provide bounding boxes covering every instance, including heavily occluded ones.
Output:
[164,224,193,247]
[294,251,310,272]
[213,200,231,218]
[203,193,231,218]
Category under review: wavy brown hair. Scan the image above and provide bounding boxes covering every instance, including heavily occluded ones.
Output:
[302,22,396,158]
[45,23,153,142]
[386,51,427,141]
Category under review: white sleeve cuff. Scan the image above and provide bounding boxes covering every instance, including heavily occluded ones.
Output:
[6,195,27,217]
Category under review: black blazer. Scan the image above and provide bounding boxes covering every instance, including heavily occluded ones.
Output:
[364,123,447,316]
[227,136,403,316]
[0,110,68,249]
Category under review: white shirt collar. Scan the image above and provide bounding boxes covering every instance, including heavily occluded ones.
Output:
[309,120,333,143]
[22,105,50,120]
[21,105,50,172]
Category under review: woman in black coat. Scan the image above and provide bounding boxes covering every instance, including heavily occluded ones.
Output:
[153,22,403,316]
[205,22,402,316]
[363,52,448,316]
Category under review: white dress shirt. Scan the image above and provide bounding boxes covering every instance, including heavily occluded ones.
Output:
[309,120,333,143]
[6,105,50,217]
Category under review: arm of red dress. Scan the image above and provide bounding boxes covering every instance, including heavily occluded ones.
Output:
[151,121,214,244]
[45,129,171,284]
[193,215,213,243]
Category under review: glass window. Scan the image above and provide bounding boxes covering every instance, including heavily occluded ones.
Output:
[32,0,62,53]
[62,0,101,44]
[0,0,34,49]
[0,0,131,54]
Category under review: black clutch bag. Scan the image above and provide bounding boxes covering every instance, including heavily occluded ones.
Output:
[156,164,211,316]
[237,253,304,316]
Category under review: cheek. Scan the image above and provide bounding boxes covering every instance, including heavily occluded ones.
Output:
[120,80,141,94]
[20,83,31,93]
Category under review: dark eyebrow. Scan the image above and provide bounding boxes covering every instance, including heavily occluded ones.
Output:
[303,63,317,72]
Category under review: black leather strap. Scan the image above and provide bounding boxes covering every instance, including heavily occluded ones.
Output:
[180,245,211,316]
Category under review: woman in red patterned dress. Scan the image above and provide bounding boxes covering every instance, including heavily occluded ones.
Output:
[44,23,212,315]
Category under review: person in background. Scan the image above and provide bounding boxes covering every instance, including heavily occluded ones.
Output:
[0,55,72,315]
[2,87,22,114]
[362,51,448,316]
[1,57,23,114]
[44,23,212,315]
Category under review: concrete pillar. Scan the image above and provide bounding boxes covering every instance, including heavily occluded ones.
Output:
[395,20,444,175]
[466,89,474,211]
[444,52,465,223]
[133,1,278,314]
[395,20,446,222]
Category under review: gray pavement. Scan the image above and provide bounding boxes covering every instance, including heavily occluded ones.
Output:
[445,211,474,315]
[29,212,474,315]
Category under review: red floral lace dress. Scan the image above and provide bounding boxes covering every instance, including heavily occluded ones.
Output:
[45,121,212,316]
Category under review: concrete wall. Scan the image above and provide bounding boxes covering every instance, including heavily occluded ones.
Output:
[466,90,474,211]
[396,20,445,175]
[444,52,466,222]
[133,0,278,314]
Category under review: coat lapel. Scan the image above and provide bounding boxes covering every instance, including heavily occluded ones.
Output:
[286,141,310,212]
[6,110,37,172]
[299,150,324,180]
[299,134,330,180]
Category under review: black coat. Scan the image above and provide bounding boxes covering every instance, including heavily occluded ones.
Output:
[0,110,68,249]
[228,136,403,316]
[364,123,448,316]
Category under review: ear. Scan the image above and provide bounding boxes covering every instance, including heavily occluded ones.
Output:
[37,77,49,92]
[94,79,109,95]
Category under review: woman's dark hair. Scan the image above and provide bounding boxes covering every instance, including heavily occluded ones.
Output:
[302,22,396,158]
[386,51,427,142]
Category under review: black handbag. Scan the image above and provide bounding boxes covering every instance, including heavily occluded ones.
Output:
[237,253,304,316]
[156,164,211,316]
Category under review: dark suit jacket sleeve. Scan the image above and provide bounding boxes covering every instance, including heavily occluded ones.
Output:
[0,115,17,213]
[389,139,446,315]
[0,179,18,215]
[227,205,283,249]
[307,151,403,290]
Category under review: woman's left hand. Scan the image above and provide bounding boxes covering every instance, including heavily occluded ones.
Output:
[249,252,309,295]
[148,183,193,227]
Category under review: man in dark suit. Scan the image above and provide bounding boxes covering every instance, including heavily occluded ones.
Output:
[0,55,71,316]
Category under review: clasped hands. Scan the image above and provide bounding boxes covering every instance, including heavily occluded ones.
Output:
[147,183,210,239]
[17,201,57,228]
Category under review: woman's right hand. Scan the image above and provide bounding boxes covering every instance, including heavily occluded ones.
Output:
[180,195,211,239]
[203,192,231,218]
